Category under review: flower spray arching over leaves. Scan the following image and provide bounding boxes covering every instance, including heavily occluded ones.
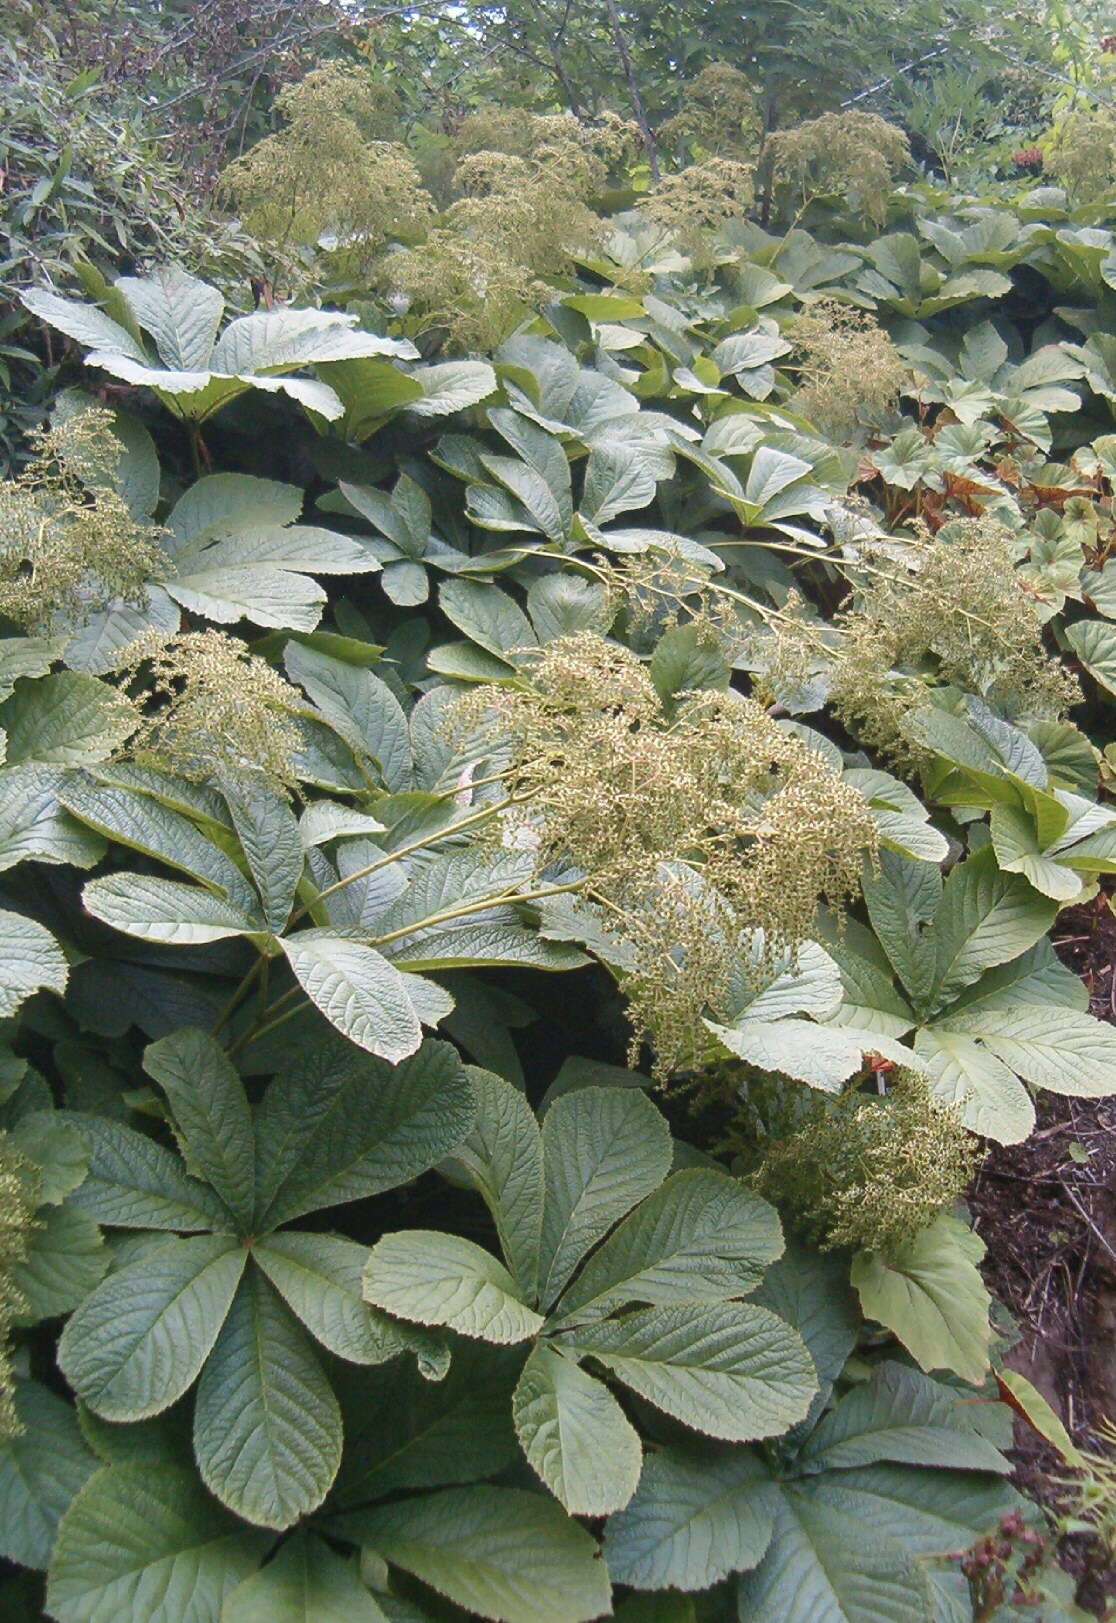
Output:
[113,628,303,795]
[458,631,878,1076]
[766,109,910,223]
[0,408,164,634]
[741,1069,981,1256]
[828,516,1080,767]
[788,297,908,437]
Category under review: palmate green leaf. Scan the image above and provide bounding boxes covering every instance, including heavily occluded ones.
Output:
[804,1462,1019,1564]
[560,1302,817,1441]
[45,1463,268,1623]
[254,1231,424,1366]
[552,1171,783,1325]
[12,1204,107,1322]
[221,1533,388,1623]
[988,803,1083,902]
[850,1214,991,1386]
[7,1111,89,1205]
[82,873,260,945]
[0,1380,98,1570]
[286,642,412,792]
[193,1269,342,1530]
[913,1024,1035,1143]
[862,851,941,1012]
[65,1114,231,1231]
[0,766,106,872]
[142,1029,255,1229]
[441,1068,544,1299]
[387,920,587,974]
[929,846,1056,1007]
[797,1363,1009,1475]
[225,785,303,933]
[58,1234,246,1421]
[343,1485,612,1623]
[537,1086,672,1310]
[603,1446,777,1592]
[513,1342,642,1515]
[253,1037,474,1230]
[279,931,441,1062]
[0,911,68,1016]
[362,1230,545,1344]
[0,673,137,765]
[439,578,536,661]
[735,1487,929,1623]
[750,1246,861,1409]
[58,777,255,906]
[329,1341,519,1508]
[961,1004,1116,1096]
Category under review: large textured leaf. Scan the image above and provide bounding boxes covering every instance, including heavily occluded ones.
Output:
[342,1485,611,1623]
[65,1114,231,1231]
[969,1005,1116,1096]
[0,673,136,765]
[0,1381,97,1570]
[1066,618,1116,695]
[750,1246,861,1409]
[440,1067,544,1298]
[735,1486,929,1623]
[603,1446,777,1591]
[285,644,412,791]
[12,1203,107,1322]
[279,932,429,1061]
[553,1170,783,1324]
[914,1024,1035,1144]
[254,1231,422,1366]
[798,1363,1009,1474]
[142,1029,255,1229]
[560,1302,816,1441]
[328,1342,520,1508]
[362,1231,544,1343]
[253,1037,474,1229]
[930,848,1056,1006]
[0,911,67,1016]
[850,1214,990,1385]
[537,1087,672,1309]
[116,266,224,371]
[225,786,303,932]
[804,1461,1019,1561]
[0,765,106,872]
[58,778,254,905]
[82,873,258,945]
[45,1463,268,1623]
[58,1235,246,1421]
[512,1343,642,1515]
[193,1270,342,1529]
[222,1533,388,1623]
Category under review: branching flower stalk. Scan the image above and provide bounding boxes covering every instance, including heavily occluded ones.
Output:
[0,409,164,634]
[454,632,878,1075]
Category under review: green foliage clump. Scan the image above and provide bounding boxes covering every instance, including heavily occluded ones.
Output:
[788,297,908,436]
[465,631,877,1071]
[116,628,303,793]
[638,157,755,243]
[658,63,763,160]
[221,63,431,275]
[767,109,909,222]
[387,115,625,348]
[0,1135,37,1441]
[1043,108,1116,201]
[0,409,163,633]
[747,1071,980,1256]
[827,518,1079,764]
